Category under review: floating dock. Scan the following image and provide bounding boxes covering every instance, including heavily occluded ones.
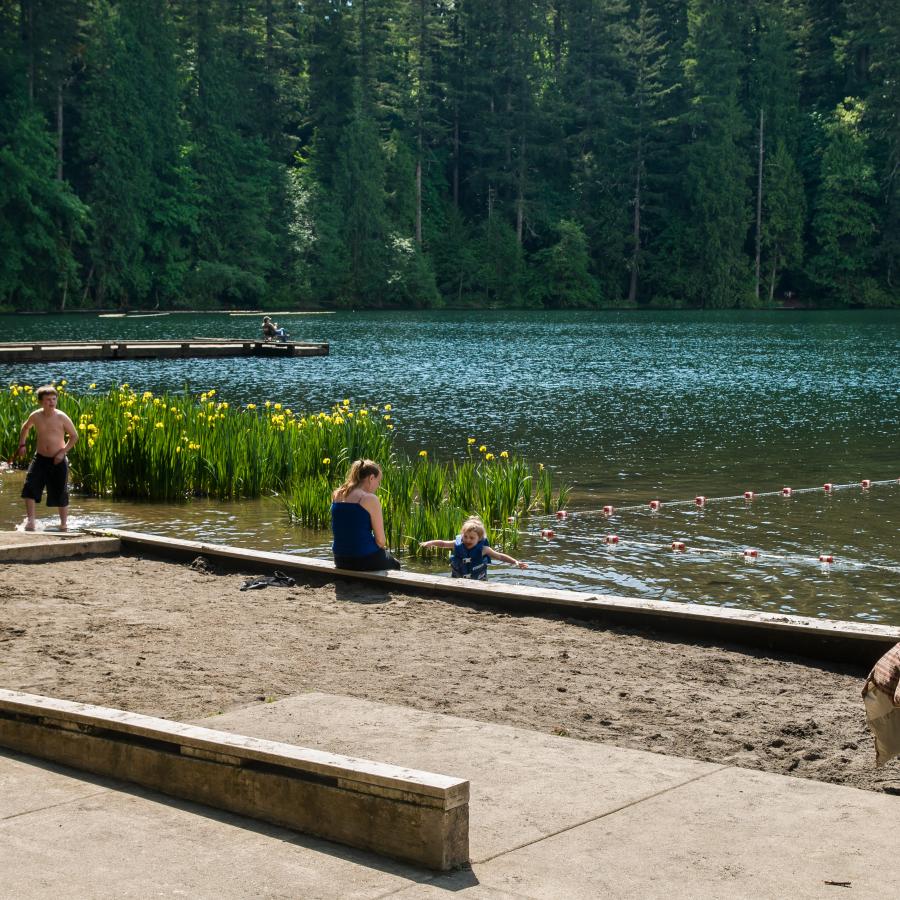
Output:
[0,339,328,364]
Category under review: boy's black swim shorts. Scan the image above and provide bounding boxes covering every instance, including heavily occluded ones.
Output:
[21,453,69,507]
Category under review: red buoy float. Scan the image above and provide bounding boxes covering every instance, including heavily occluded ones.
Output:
[743,490,755,500]
[823,483,833,492]
[819,554,834,563]
[861,479,871,489]
[649,499,661,510]
[782,487,792,496]
[743,548,759,558]
[694,496,706,506]
[605,534,619,544]
[540,528,555,538]
[556,510,569,519]
[671,541,686,551]
[602,505,615,516]
[507,515,516,523]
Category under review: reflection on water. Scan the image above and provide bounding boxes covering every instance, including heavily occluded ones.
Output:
[1,309,897,624]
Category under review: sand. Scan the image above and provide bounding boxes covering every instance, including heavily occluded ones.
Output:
[0,552,896,794]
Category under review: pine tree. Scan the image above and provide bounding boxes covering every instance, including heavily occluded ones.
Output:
[808,98,879,305]
[561,0,630,302]
[679,0,752,307]
[621,0,673,304]
[0,16,87,310]
[762,139,805,302]
[332,105,390,303]
[77,0,194,308]
[842,0,900,303]
[529,218,600,307]
[746,1,805,303]
[185,0,283,307]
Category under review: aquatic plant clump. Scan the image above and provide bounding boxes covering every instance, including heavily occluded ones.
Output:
[281,436,570,555]
[2,384,569,552]
[1,383,391,502]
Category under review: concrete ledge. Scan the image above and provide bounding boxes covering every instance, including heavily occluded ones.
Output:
[91,528,900,665]
[0,689,469,871]
[0,534,120,563]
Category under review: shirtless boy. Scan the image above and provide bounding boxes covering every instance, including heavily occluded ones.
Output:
[17,385,79,531]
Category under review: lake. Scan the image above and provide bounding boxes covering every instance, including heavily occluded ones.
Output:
[1,309,897,624]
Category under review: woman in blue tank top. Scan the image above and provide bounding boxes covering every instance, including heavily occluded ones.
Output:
[331,459,401,571]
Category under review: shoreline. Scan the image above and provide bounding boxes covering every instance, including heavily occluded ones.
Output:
[1,552,896,795]
[6,305,895,316]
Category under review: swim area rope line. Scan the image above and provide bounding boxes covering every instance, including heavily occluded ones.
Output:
[563,477,899,519]
[523,477,899,572]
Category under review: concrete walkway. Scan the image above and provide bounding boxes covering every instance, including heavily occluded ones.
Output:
[2,692,896,899]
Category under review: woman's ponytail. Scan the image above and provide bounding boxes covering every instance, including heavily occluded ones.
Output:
[334,459,381,500]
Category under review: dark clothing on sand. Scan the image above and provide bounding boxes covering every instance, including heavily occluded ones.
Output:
[334,547,401,571]
[21,453,69,507]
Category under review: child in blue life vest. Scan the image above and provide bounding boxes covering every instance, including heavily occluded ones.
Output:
[419,515,528,580]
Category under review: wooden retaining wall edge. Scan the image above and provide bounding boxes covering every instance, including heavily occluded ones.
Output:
[0,688,469,871]
[91,528,900,667]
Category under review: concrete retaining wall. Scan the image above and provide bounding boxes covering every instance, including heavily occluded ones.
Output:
[0,689,469,871]
[0,534,120,563]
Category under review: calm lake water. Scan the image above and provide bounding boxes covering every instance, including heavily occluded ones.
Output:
[1,309,897,624]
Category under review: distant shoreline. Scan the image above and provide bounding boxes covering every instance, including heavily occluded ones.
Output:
[5,304,893,316]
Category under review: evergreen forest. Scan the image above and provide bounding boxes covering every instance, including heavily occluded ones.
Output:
[2,0,898,312]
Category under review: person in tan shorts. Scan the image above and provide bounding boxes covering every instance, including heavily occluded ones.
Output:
[862,642,900,767]
[17,384,79,531]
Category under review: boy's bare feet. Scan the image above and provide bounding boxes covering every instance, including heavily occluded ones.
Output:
[24,522,36,532]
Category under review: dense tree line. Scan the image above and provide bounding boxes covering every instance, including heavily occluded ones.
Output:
[1,0,898,311]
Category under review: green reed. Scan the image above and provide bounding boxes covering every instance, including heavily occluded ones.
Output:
[1,382,394,503]
[1,383,571,555]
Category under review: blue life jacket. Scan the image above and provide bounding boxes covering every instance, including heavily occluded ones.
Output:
[450,536,490,580]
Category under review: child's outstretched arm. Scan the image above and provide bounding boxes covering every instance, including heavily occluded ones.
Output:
[419,539,456,549]
[483,547,528,569]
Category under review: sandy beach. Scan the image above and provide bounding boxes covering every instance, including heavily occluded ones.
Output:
[0,551,896,794]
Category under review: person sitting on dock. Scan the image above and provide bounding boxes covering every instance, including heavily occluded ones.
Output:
[262,316,288,342]
[16,384,79,532]
[419,515,527,580]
